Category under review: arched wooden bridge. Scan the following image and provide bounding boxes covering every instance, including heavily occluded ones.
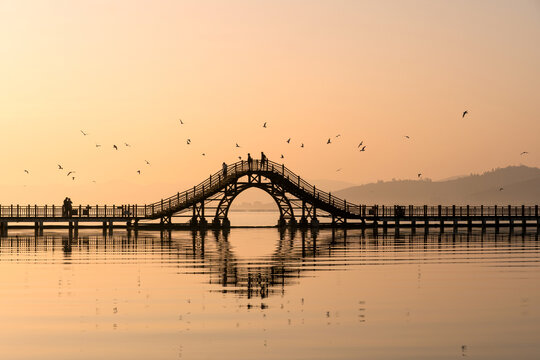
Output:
[1,158,539,234]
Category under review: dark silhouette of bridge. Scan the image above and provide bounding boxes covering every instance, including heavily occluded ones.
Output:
[0,158,539,235]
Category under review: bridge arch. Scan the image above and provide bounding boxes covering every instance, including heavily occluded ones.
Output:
[213,174,295,227]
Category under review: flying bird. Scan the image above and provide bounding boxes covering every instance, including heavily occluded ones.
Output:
[124,143,130,147]
[499,187,504,191]
[360,146,366,152]
[418,173,422,178]
[113,145,118,150]
[462,110,468,118]
[72,176,75,180]
[335,134,341,138]
[327,138,331,144]
[202,153,206,156]
[24,169,29,174]
[145,160,150,165]
[80,130,88,136]
[357,141,363,148]
[301,143,304,148]
[404,135,410,139]
[67,171,75,176]
[281,154,284,159]
[235,143,240,148]
[238,156,242,160]
[263,122,267,128]
[58,164,63,170]
[137,170,141,175]
[521,151,529,155]
[287,138,291,143]
[179,119,184,124]
[336,168,342,172]
[95,144,101,148]
[186,139,191,145]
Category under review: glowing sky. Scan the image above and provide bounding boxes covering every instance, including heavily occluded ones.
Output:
[0,0,539,204]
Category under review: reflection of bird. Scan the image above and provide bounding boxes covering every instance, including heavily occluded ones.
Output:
[462,110,468,118]
[521,151,529,155]
[24,169,29,174]
[360,146,366,152]
[357,141,363,148]
[113,145,118,150]
[235,143,240,148]
[499,187,504,191]
[418,173,422,178]
[327,138,331,144]
[58,164,63,170]
[263,122,267,128]
[67,171,75,176]
[186,139,191,145]
[287,138,291,143]
[281,154,284,159]
[145,160,150,165]
[137,170,141,174]
[80,130,87,136]
[179,119,184,124]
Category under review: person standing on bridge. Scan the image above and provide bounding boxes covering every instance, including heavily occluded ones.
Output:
[62,197,68,217]
[261,152,267,169]
[222,162,227,179]
[247,153,253,170]
[66,197,73,217]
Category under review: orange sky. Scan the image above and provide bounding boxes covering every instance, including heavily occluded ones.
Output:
[0,0,539,204]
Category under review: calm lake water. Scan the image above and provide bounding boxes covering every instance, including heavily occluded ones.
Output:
[1,221,539,359]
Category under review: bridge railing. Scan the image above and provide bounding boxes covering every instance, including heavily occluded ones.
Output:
[362,205,539,218]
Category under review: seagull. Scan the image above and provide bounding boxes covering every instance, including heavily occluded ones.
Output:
[113,145,118,150]
[67,171,75,176]
[145,160,150,165]
[179,119,184,124]
[72,176,75,180]
[201,153,206,156]
[499,187,504,191]
[521,151,529,155]
[335,134,341,138]
[281,154,284,159]
[124,143,130,147]
[287,138,291,143]
[92,180,96,183]
[58,164,63,170]
[336,168,342,172]
[235,143,240,148]
[24,169,29,174]
[137,170,141,175]
[263,122,267,128]
[186,139,191,145]
[462,110,468,118]
[418,173,422,178]
[95,144,101,148]
[360,146,366,152]
[404,135,410,139]
[357,141,363,148]
[238,156,242,160]
[80,130,88,136]
[327,138,331,144]
[301,143,304,148]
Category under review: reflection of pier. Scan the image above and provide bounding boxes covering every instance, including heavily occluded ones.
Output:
[0,229,538,298]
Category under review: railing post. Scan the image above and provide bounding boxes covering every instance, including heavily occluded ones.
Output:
[177,192,180,204]
[282,164,284,175]
[105,205,107,217]
[297,175,300,187]
[536,205,538,217]
[161,199,164,212]
[52,204,54,217]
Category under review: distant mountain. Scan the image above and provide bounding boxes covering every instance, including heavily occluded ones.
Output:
[335,166,540,205]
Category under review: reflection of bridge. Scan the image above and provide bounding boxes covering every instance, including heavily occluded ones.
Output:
[1,159,539,235]
[0,159,362,234]
[1,228,538,299]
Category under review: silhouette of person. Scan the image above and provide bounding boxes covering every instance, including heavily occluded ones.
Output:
[66,197,73,217]
[222,162,228,178]
[62,197,68,217]
[247,153,253,170]
[261,152,267,169]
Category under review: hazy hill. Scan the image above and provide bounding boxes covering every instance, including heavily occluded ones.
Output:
[335,166,540,205]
